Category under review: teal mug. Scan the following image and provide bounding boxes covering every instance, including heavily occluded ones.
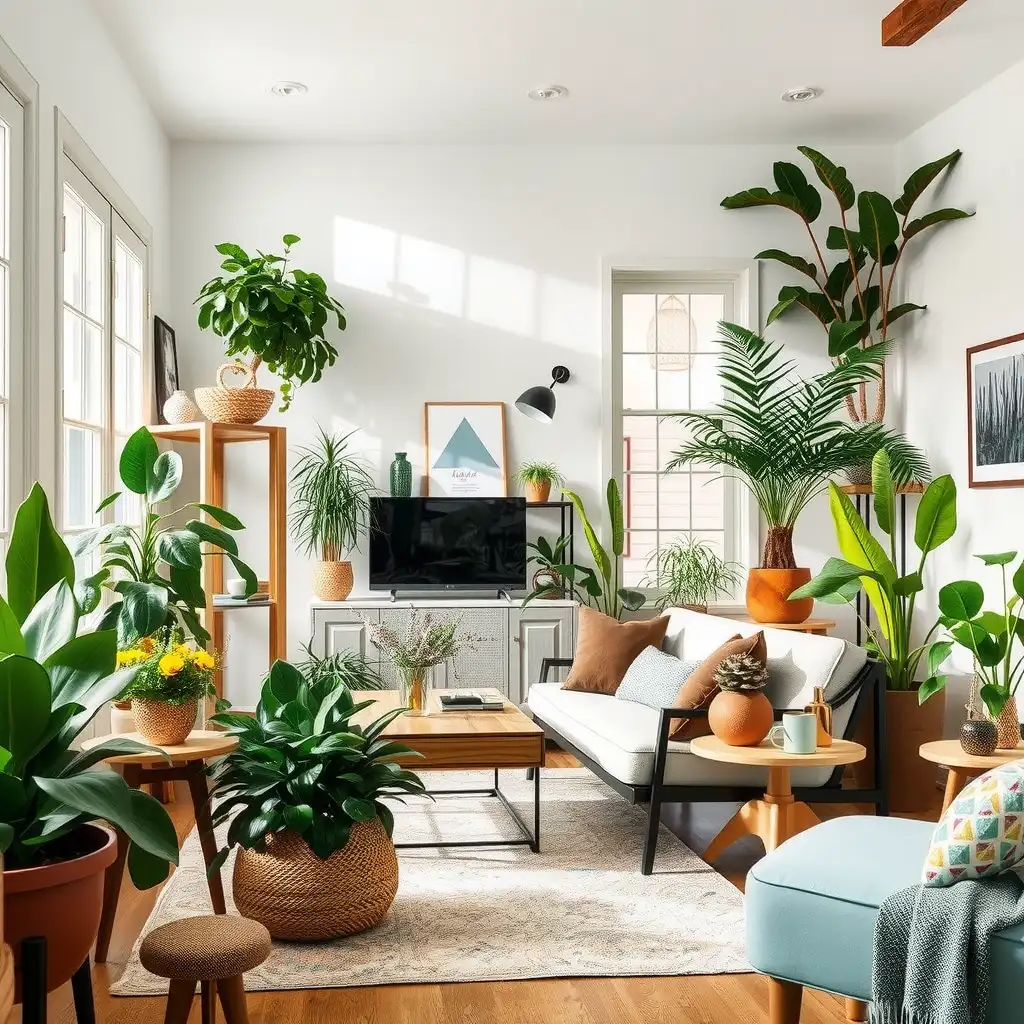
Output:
[768,711,818,755]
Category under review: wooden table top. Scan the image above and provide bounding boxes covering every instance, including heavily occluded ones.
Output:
[689,735,866,769]
[82,730,238,764]
[725,616,837,632]
[919,739,1024,771]
[350,689,543,738]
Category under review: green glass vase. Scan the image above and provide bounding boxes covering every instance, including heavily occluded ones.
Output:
[390,452,412,497]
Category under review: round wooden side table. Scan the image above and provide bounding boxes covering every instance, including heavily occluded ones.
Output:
[919,739,1024,816]
[689,736,866,861]
[81,729,237,963]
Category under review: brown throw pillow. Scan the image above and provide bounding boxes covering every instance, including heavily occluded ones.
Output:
[669,631,768,739]
[562,608,670,696]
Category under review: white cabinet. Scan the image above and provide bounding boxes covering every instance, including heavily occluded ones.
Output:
[310,599,575,704]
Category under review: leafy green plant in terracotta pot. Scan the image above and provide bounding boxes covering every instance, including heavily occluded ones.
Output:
[644,536,742,612]
[195,234,346,418]
[514,460,565,503]
[1,485,178,995]
[209,660,425,941]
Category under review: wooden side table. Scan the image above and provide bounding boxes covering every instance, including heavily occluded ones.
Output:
[81,730,237,963]
[690,736,866,860]
[725,616,837,636]
[919,739,1024,815]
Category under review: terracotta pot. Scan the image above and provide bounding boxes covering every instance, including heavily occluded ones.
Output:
[525,480,552,503]
[745,567,813,624]
[132,699,197,746]
[989,694,1022,751]
[887,688,946,813]
[4,824,116,996]
[313,560,354,602]
[233,822,398,941]
[707,689,774,746]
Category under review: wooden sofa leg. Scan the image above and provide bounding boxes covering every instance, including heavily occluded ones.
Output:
[767,978,803,1024]
[844,997,868,1022]
[641,794,661,875]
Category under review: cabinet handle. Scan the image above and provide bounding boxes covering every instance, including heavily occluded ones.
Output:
[513,636,520,644]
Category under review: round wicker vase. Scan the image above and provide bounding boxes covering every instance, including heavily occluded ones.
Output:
[989,694,1022,750]
[745,568,813,624]
[313,561,354,602]
[232,823,399,941]
[132,699,198,746]
[707,690,774,746]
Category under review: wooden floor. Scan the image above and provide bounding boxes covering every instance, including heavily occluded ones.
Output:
[12,752,939,1024]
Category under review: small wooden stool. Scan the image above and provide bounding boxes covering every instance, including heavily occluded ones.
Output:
[139,916,270,1024]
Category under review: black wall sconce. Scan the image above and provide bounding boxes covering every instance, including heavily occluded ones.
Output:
[515,365,571,423]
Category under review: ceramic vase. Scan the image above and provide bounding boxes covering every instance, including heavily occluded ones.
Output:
[960,718,998,757]
[163,390,201,424]
[707,689,774,746]
[745,567,814,624]
[389,453,412,498]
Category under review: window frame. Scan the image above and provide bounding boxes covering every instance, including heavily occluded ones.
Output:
[602,259,759,607]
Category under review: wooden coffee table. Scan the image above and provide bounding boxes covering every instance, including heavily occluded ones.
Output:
[920,739,1024,814]
[351,689,545,853]
[690,735,866,860]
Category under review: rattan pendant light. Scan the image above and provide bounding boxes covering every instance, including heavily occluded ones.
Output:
[647,294,696,371]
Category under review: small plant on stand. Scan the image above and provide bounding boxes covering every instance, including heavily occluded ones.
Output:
[513,461,565,503]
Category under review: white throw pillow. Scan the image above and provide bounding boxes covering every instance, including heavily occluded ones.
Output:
[615,645,700,711]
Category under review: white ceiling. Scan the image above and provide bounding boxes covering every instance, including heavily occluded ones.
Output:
[90,0,1024,144]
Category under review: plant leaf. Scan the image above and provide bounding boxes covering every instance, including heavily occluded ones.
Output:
[903,208,974,241]
[828,320,866,358]
[883,302,926,327]
[872,450,895,537]
[74,568,110,616]
[47,629,118,708]
[773,161,822,222]
[119,427,159,495]
[977,551,1017,567]
[23,580,79,662]
[0,595,25,655]
[562,489,611,587]
[156,530,202,570]
[938,580,984,621]
[147,450,183,505]
[857,191,899,262]
[6,484,75,624]
[914,475,957,554]
[0,655,51,770]
[193,503,245,530]
[754,249,818,280]
[115,581,170,638]
[797,146,855,211]
[893,150,961,217]
[185,520,239,556]
[918,675,947,704]
[927,640,953,676]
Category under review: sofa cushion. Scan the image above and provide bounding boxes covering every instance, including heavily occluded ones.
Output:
[563,608,669,695]
[615,645,700,711]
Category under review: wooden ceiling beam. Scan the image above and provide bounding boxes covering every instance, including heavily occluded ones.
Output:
[882,0,971,46]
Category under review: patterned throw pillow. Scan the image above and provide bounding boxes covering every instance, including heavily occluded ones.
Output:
[923,761,1024,887]
[615,646,700,712]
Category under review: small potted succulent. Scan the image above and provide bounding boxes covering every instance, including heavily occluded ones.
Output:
[708,653,773,746]
[644,537,742,613]
[210,659,425,941]
[513,460,565,503]
[118,627,220,745]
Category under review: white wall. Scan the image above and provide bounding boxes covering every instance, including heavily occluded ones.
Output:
[170,142,896,704]
[0,0,170,494]
[897,56,1024,731]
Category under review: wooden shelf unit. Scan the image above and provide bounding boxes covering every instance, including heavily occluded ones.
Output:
[148,421,287,696]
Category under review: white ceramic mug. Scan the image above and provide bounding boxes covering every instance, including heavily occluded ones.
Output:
[768,711,818,754]
[226,577,247,597]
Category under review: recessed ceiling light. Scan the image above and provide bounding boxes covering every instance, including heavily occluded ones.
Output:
[781,86,822,104]
[528,85,568,102]
[270,81,308,98]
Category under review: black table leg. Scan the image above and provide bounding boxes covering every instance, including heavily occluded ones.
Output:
[70,959,95,1024]
[21,937,46,1024]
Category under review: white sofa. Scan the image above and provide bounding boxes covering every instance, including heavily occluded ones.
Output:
[526,609,885,873]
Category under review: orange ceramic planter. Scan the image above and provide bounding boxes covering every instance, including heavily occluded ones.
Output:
[746,568,814,624]
[708,690,774,746]
[525,481,552,503]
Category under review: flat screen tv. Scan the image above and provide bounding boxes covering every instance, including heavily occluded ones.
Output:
[369,497,527,592]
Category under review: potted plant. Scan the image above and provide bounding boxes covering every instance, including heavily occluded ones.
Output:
[792,449,957,811]
[925,551,1024,751]
[514,461,565,503]
[523,481,646,620]
[722,147,972,433]
[368,611,483,714]
[1,485,178,995]
[195,234,346,420]
[72,426,256,644]
[118,628,220,745]
[290,427,375,602]
[708,653,773,747]
[644,536,742,612]
[209,660,425,941]
[527,534,571,598]
[669,323,929,623]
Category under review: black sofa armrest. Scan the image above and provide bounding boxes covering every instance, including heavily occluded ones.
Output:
[539,657,575,684]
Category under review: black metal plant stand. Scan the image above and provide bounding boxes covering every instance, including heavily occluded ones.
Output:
[526,499,576,566]
[19,937,96,1024]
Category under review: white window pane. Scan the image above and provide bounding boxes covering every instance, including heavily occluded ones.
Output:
[63,425,100,528]
[659,473,692,531]
[63,193,83,312]
[623,530,657,587]
[114,242,127,341]
[0,403,6,532]
[62,309,84,421]
[621,293,655,353]
[0,262,7,398]
[84,210,104,322]
[0,118,7,261]
[693,531,726,559]
[622,416,657,472]
[83,322,103,424]
[621,354,656,410]
[127,247,144,349]
[691,473,725,530]
[689,294,727,352]
[689,354,723,410]
[658,416,692,472]
[625,473,658,531]
[657,366,689,411]
[114,341,141,432]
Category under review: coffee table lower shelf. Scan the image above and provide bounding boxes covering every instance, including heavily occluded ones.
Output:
[395,767,541,853]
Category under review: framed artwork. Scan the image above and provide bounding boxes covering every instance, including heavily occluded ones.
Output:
[424,402,508,497]
[153,316,179,423]
[967,331,1024,488]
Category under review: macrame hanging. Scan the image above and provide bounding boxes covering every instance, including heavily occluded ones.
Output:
[647,294,696,372]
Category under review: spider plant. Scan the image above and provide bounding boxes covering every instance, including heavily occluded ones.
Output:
[644,537,742,610]
[513,461,565,489]
[668,323,929,570]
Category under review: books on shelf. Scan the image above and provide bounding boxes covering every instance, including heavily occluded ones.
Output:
[438,691,506,712]
[213,593,271,606]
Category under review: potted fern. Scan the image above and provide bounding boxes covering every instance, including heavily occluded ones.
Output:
[514,460,565,503]
[290,427,375,602]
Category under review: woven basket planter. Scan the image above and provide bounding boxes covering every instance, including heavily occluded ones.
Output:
[232,822,399,941]
[194,361,274,425]
[313,561,354,602]
[132,699,198,746]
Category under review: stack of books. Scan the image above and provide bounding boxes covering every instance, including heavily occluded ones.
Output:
[438,692,506,712]
[213,592,271,607]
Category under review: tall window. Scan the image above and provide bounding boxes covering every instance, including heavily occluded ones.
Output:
[60,158,147,548]
[611,274,747,592]
[0,81,24,564]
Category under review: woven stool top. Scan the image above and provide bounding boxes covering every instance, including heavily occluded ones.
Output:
[140,915,271,981]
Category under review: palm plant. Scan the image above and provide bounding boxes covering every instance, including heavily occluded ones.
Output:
[644,536,742,610]
[668,323,930,570]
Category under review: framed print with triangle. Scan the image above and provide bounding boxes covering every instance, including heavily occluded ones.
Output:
[424,401,508,497]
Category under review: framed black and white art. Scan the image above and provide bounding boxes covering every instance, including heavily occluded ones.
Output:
[153,316,179,423]
[967,331,1024,488]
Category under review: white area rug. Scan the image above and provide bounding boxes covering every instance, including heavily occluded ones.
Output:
[112,768,748,994]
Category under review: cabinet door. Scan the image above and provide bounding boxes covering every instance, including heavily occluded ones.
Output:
[442,607,510,694]
[509,605,575,704]
[311,609,379,660]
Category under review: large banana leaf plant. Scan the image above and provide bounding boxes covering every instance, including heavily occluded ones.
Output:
[791,450,957,697]
[722,147,973,422]
[524,480,644,620]
[72,426,256,644]
[668,323,930,570]
[0,484,179,885]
